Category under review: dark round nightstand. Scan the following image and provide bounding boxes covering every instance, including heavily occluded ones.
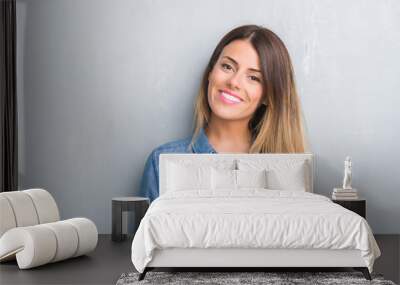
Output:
[332,198,366,219]
[112,197,149,242]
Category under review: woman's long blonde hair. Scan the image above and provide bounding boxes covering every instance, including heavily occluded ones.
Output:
[191,25,308,153]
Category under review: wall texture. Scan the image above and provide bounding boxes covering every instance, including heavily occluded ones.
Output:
[17,0,400,234]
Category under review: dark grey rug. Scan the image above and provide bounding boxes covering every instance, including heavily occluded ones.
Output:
[116,271,396,285]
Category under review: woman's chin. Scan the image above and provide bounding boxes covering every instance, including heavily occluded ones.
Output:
[210,109,248,122]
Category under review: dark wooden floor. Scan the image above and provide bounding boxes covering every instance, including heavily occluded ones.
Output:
[0,234,399,285]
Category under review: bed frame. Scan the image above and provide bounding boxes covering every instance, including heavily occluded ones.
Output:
[138,154,371,280]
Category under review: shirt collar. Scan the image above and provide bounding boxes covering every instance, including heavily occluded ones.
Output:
[192,127,217,154]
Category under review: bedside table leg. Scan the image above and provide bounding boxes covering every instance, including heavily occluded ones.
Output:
[134,201,149,235]
[112,201,123,242]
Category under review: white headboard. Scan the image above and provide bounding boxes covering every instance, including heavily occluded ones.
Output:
[159,153,314,195]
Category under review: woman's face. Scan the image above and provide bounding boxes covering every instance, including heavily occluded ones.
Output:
[207,39,264,122]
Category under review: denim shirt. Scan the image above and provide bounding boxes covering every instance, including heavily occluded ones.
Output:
[138,128,216,202]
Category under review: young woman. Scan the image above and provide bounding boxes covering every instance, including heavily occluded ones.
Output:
[138,24,308,202]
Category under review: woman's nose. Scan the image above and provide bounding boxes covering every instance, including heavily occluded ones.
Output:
[227,72,242,91]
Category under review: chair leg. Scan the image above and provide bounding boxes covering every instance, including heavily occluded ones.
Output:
[138,268,148,281]
[354,267,371,280]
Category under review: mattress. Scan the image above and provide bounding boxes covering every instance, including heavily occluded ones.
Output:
[131,189,380,273]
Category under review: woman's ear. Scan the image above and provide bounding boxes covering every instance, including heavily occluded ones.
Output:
[261,99,268,106]
[259,95,267,107]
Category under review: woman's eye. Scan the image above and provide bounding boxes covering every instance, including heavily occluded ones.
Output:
[221,63,233,71]
[249,75,261,82]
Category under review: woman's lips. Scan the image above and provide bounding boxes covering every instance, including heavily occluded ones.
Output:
[219,91,242,105]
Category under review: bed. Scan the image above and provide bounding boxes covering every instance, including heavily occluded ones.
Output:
[131,153,381,280]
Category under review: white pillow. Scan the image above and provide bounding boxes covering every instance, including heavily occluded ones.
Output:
[211,168,268,190]
[166,162,211,191]
[236,169,268,189]
[211,168,236,190]
[238,159,308,191]
[266,162,307,191]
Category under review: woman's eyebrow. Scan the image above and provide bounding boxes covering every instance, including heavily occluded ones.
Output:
[222,56,261,73]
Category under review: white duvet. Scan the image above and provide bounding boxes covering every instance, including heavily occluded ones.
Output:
[131,189,380,273]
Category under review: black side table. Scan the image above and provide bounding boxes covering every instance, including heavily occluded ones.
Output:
[332,198,366,219]
[112,197,149,242]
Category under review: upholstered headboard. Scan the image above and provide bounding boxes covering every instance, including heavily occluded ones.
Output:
[159,153,314,195]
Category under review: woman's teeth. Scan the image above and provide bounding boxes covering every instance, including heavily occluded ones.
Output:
[220,92,241,103]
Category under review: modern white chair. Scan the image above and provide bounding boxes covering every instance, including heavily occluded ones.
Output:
[0,188,98,269]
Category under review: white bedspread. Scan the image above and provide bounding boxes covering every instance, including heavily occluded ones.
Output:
[131,190,380,273]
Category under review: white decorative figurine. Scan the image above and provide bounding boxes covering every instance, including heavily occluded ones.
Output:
[332,156,358,200]
[342,156,352,190]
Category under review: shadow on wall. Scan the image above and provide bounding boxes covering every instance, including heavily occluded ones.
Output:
[313,154,342,196]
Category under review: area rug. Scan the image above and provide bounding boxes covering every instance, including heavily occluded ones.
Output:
[116,271,396,285]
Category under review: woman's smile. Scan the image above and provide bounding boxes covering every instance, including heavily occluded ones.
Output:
[219,90,243,105]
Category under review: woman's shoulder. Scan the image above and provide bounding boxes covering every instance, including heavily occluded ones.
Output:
[148,136,194,161]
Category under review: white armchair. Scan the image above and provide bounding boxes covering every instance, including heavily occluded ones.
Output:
[0,189,98,269]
